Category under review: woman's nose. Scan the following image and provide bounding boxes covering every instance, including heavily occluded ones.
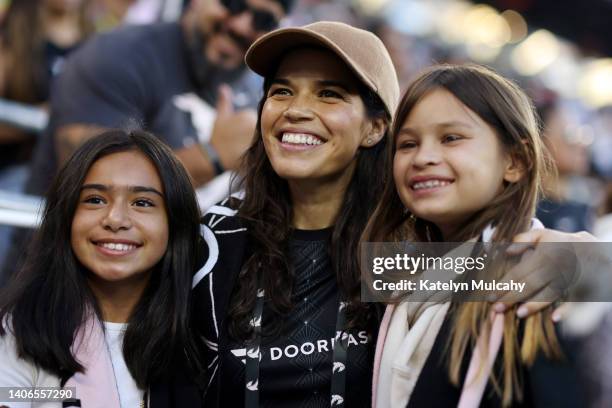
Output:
[283,94,315,122]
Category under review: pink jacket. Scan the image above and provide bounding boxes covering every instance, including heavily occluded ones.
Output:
[66,316,122,407]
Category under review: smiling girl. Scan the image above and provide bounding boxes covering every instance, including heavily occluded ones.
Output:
[366,64,562,407]
[0,130,202,407]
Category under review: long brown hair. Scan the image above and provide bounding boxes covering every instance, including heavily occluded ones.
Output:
[1,0,93,103]
[227,62,391,340]
[364,64,560,405]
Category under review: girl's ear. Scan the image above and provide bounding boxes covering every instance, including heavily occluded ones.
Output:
[503,151,526,183]
[361,117,386,148]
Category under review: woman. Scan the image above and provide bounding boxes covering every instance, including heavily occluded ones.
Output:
[192,21,399,407]
[0,130,202,407]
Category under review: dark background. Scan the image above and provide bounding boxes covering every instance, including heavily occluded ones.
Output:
[477,0,612,55]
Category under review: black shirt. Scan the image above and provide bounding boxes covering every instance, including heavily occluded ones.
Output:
[220,228,374,407]
[408,310,539,408]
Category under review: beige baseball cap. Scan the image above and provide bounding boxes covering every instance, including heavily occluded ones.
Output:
[245,21,400,117]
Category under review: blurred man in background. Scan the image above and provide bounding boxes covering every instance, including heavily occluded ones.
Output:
[1,0,294,284]
[27,0,293,196]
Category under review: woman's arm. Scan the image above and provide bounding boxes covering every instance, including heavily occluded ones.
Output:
[491,229,601,318]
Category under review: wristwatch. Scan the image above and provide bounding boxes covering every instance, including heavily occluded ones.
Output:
[200,141,225,176]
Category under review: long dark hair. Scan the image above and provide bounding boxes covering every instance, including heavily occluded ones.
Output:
[227,60,391,340]
[0,130,201,388]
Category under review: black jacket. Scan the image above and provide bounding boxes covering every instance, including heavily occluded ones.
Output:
[192,197,249,406]
[151,199,247,408]
[150,197,247,407]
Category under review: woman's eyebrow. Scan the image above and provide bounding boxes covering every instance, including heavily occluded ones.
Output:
[270,78,352,92]
[270,78,290,86]
[317,80,351,92]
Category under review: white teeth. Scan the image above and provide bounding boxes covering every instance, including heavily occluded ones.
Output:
[99,242,136,252]
[413,180,451,190]
[281,132,323,146]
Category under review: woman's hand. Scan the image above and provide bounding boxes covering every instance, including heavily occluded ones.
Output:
[491,229,598,319]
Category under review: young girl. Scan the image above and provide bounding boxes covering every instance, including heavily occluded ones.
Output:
[366,64,561,407]
[0,130,202,407]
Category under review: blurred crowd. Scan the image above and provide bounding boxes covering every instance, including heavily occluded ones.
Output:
[1,0,610,232]
[0,0,611,406]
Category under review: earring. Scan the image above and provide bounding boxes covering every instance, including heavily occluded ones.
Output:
[367,138,373,145]
[403,208,415,218]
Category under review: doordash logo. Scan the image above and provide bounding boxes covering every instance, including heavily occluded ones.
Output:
[231,331,370,364]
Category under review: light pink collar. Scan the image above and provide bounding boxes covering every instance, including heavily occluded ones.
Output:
[66,316,122,407]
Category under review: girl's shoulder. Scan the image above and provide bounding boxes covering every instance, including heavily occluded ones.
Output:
[0,325,60,389]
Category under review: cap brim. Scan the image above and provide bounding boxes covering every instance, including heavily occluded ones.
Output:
[245,28,377,92]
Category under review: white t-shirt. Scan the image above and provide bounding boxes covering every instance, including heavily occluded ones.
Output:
[0,329,60,408]
[0,323,143,408]
[103,322,144,407]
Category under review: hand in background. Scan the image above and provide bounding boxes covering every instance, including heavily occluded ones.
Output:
[210,84,257,171]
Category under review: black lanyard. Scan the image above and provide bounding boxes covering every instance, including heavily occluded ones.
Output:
[244,282,349,407]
